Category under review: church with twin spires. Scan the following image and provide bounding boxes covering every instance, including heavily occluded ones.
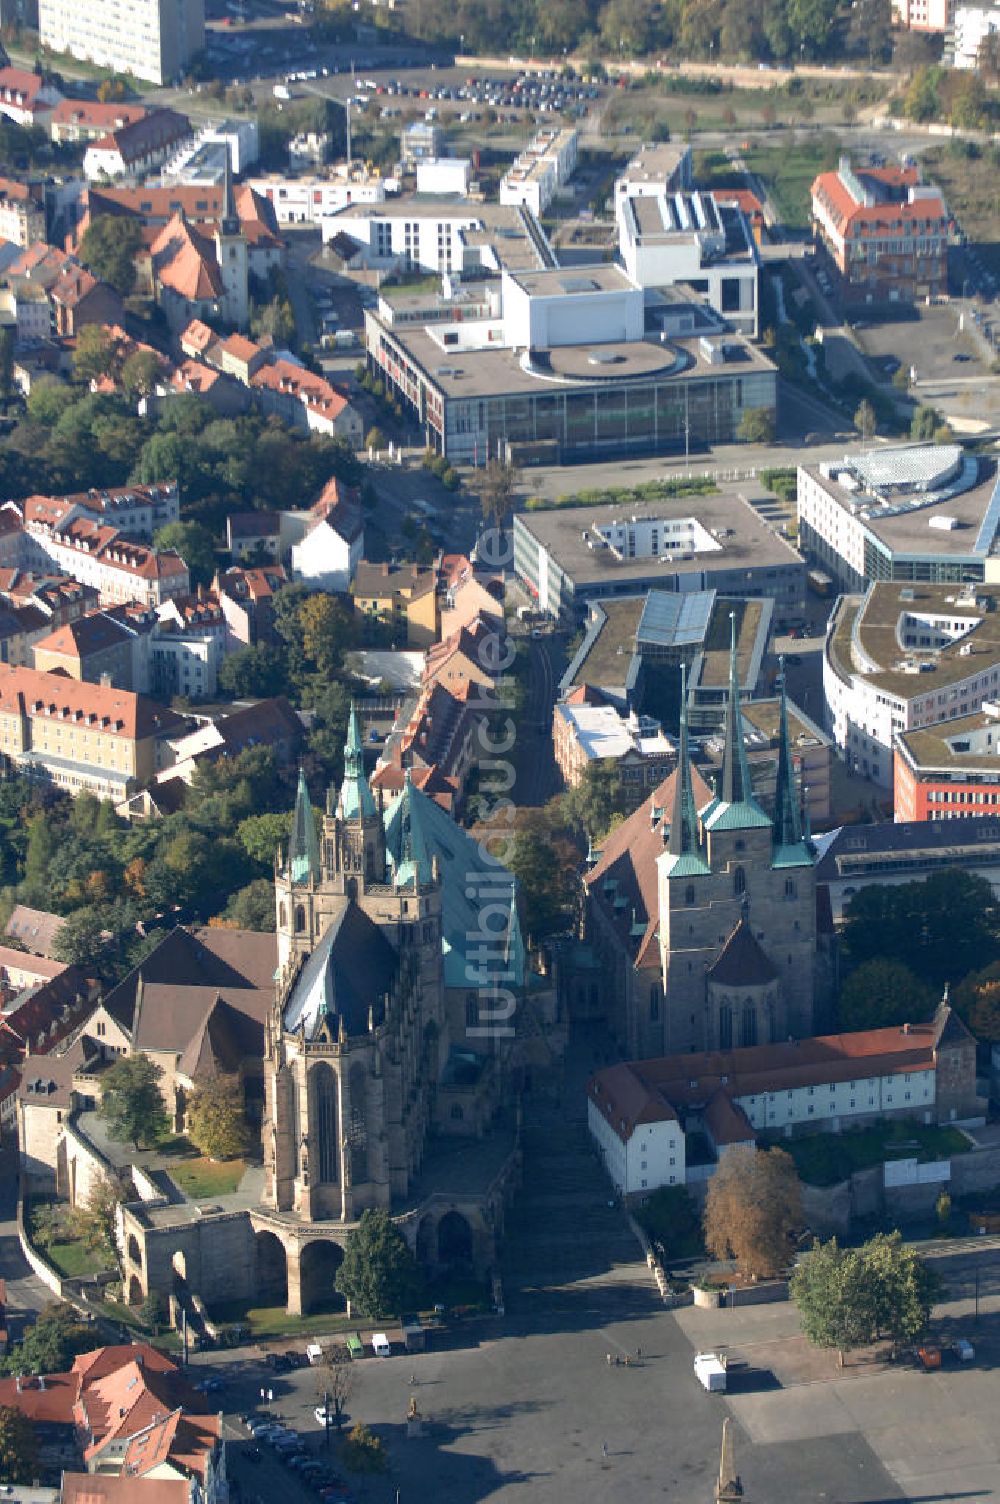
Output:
[584,632,822,1060]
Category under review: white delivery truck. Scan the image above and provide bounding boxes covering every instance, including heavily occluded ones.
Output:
[372,1332,391,1357]
[694,1352,728,1393]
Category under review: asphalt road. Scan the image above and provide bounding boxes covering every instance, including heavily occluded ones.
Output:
[0,1150,63,1338]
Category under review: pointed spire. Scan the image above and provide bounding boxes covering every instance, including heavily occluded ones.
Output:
[668,662,702,860]
[289,767,320,885]
[220,142,239,236]
[721,612,754,807]
[771,662,813,866]
[772,661,804,851]
[338,702,376,820]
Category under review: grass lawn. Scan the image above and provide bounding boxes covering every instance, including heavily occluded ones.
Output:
[46,1238,110,1280]
[765,1120,971,1187]
[740,141,842,230]
[209,1299,355,1340]
[169,1157,246,1199]
[922,143,1000,274]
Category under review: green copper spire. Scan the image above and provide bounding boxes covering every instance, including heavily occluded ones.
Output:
[339,702,377,820]
[721,613,754,807]
[772,661,813,867]
[290,767,320,885]
[668,662,702,860]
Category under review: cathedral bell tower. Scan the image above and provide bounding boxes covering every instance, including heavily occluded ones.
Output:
[324,703,386,889]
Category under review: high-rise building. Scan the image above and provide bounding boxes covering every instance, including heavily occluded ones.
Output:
[38,0,204,87]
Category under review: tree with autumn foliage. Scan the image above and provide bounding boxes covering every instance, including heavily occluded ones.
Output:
[953,963,1000,1043]
[703,1147,803,1280]
[186,1075,249,1161]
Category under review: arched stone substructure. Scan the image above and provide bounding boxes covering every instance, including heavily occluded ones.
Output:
[126,1273,143,1306]
[415,1214,436,1268]
[298,1237,345,1316]
[127,1234,142,1268]
[255,1229,288,1306]
[437,1210,474,1273]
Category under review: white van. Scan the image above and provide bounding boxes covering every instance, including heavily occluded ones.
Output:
[371,1332,391,1357]
[306,1342,324,1364]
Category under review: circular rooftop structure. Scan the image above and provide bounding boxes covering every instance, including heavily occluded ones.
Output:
[521,340,690,386]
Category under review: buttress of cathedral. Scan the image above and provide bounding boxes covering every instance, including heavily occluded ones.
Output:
[584,627,821,1060]
[263,708,541,1226]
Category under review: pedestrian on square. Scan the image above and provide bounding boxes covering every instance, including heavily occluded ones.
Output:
[602,1441,609,1458]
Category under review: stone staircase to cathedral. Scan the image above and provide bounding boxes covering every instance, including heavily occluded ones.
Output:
[500,1027,647,1306]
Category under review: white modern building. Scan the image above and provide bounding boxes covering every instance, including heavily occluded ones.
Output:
[614,141,694,203]
[502,264,645,349]
[499,127,578,216]
[954,4,1000,66]
[798,444,1000,591]
[249,168,388,226]
[824,580,1000,786]
[415,158,472,197]
[324,199,555,276]
[38,0,205,87]
[617,189,760,338]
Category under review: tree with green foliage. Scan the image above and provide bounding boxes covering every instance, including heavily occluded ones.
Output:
[704,1146,803,1280]
[298,591,358,678]
[792,1232,938,1364]
[71,1171,127,1275]
[853,399,876,443]
[562,760,628,844]
[505,811,578,940]
[335,1208,424,1318]
[903,66,942,123]
[791,1238,876,1365]
[847,0,891,61]
[79,214,142,297]
[0,1406,39,1481]
[737,407,776,444]
[52,906,111,969]
[98,1053,169,1149]
[122,349,164,402]
[1,1303,96,1377]
[838,959,936,1032]
[911,404,943,441]
[186,1075,249,1160]
[217,643,287,699]
[154,520,215,588]
[237,811,293,868]
[364,426,386,451]
[219,878,278,931]
[842,869,997,991]
[73,325,117,386]
[140,1290,166,1332]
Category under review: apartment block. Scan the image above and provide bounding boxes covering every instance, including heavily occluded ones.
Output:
[38,0,205,87]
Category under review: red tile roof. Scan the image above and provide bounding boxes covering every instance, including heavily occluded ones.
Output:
[0,664,182,741]
[150,213,223,302]
[585,765,714,967]
[811,166,946,235]
[51,99,148,132]
[589,1005,966,1144]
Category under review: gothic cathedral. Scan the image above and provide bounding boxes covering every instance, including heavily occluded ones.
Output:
[585,627,819,1059]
